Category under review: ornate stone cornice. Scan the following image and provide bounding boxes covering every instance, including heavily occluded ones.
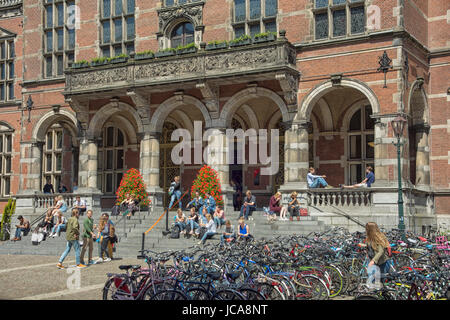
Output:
[157,1,205,32]
[0,0,22,18]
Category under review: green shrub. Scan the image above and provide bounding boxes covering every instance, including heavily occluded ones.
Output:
[108,53,129,61]
[0,198,16,241]
[136,50,155,56]
[254,31,277,39]
[91,56,108,64]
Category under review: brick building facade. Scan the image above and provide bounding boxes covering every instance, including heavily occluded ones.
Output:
[0,0,448,231]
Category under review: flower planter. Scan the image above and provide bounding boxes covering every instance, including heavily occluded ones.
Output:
[155,50,176,58]
[71,62,89,69]
[90,60,109,67]
[135,53,155,60]
[109,57,128,64]
[205,42,228,51]
[229,38,252,47]
[253,33,277,43]
[176,47,198,55]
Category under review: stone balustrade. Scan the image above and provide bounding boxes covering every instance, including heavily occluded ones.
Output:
[307,189,373,207]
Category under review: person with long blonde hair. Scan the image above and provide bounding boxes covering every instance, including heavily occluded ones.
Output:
[362,222,392,274]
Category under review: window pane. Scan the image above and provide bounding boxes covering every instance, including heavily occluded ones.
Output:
[47,132,53,150]
[46,56,53,77]
[126,16,135,40]
[234,0,246,22]
[107,127,114,146]
[8,82,13,100]
[351,6,365,34]
[349,135,362,159]
[249,24,260,37]
[333,0,346,4]
[127,0,135,13]
[116,149,124,169]
[114,45,122,56]
[57,55,64,75]
[364,106,374,130]
[106,173,113,192]
[5,135,11,152]
[5,156,10,173]
[57,3,64,26]
[8,62,14,79]
[115,0,123,16]
[68,28,75,49]
[265,0,277,17]
[349,109,361,131]
[103,0,111,18]
[250,0,261,20]
[55,153,62,171]
[0,156,2,173]
[46,154,52,171]
[4,177,10,195]
[57,29,64,51]
[103,21,111,43]
[179,0,187,3]
[315,0,328,8]
[46,31,53,52]
[126,43,134,55]
[46,5,53,28]
[116,173,123,191]
[315,12,328,39]
[114,19,123,42]
[98,151,103,170]
[0,63,4,80]
[8,41,14,58]
[102,46,111,57]
[165,0,174,6]
[106,150,113,169]
[117,129,124,147]
[366,134,374,159]
[55,175,61,191]
[349,163,362,185]
[0,42,5,59]
[333,9,346,37]
[171,38,181,48]
[0,136,3,152]
[264,20,276,33]
[0,84,4,101]
[56,131,63,149]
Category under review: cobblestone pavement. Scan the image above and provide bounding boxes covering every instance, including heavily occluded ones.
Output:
[0,254,354,300]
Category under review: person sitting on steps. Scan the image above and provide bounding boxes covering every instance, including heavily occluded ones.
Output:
[288,191,301,221]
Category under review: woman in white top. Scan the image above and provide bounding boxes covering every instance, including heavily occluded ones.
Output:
[198,214,216,245]
[49,212,67,237]
[52,195,68,216]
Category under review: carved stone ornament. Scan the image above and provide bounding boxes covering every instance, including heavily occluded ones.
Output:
[70,67,128,90]
[158,1,204,32]
[276,72,299,105]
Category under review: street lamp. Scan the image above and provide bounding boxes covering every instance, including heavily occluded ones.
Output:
[391,115,407,240]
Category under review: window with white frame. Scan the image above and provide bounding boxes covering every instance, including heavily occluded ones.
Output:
[0,130,12,196]
[43,0,76,78]
[0,38,15,101]
[100,0,135,58]
[313,0,365,40]
[347,104,374,184]
[97,126,126,194]
[43,126,63,191]
[233,0,277,38]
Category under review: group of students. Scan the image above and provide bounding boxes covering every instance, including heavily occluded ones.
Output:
[56,209,117,269]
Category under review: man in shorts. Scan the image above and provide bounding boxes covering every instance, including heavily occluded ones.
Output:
[340,166,375,189]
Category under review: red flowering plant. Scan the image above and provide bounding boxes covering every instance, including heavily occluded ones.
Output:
[115,168,150,207]
[191,165,224,206]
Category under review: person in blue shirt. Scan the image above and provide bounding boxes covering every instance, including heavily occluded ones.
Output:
[186,191,203,213]
[340,166,375,189]
[203,191,216,215]
[307,167,333,188]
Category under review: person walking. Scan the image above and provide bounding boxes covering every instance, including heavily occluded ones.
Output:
[56,209,86,269]
[80,209,95,266]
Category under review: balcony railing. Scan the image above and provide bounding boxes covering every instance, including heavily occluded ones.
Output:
[307,189,373,207]
[64,37,297,95]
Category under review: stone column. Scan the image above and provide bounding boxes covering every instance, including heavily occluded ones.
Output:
[204,127,233,210]
[414,124,431,187]
[279,121,309,207]
[139,132,164,208]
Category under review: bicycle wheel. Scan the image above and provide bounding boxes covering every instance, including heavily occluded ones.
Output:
[238,288,266,300]
[149,289,189,300]
[102,278,132,300]
[324,265,344,298]
[294,274,329,300]
[212,289,245,300]
[256,283,286,300]
[185,287,211,300]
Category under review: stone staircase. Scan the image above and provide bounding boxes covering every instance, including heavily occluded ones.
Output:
[0,208,329,258]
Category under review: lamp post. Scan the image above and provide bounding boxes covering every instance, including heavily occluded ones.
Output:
[391,115,407,240]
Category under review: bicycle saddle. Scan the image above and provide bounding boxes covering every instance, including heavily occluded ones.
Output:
[119,265,141,270]
[226,271,242,280]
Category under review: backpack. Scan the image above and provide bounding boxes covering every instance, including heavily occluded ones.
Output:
[170,225,180,239]
[31,231,44,245]
[168,186,174,197]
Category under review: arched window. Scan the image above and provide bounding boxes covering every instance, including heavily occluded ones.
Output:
[43,125,63,192]
[347,104,374,184]
[170,22,194,48]
[98,126,126,194]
